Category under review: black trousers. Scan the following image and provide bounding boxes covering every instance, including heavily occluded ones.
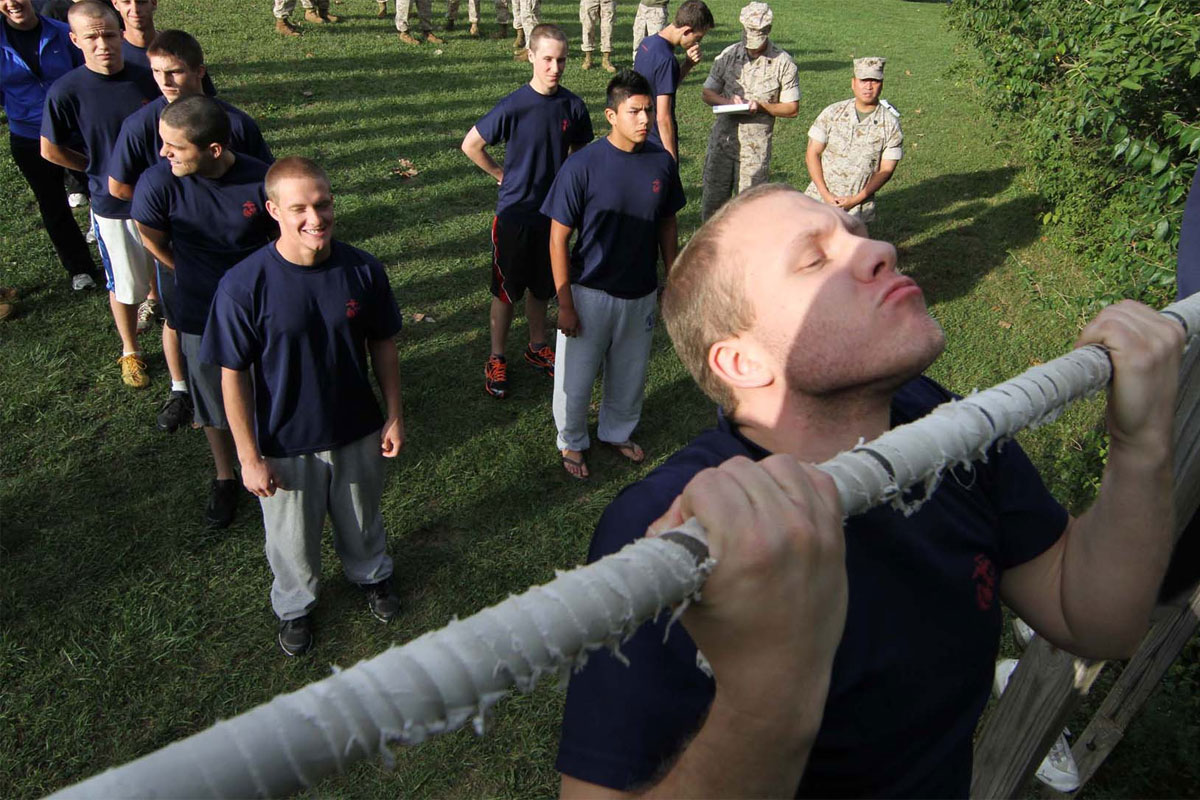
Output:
[9,133,99,280]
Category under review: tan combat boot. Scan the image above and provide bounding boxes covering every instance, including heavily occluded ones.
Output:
[469,22,479,37]
[425,31,445,43]
[581,51,593,70]
[601,51,615,72]
[376,1,387,18]
[304,8,326,23]
[513,27,525,49]
[275,16,301,35]
[397,30,420,44]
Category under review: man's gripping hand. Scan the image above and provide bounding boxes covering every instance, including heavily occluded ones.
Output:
[1076,300,1185,453]
[381,415,406,457]
[647,455,848,713]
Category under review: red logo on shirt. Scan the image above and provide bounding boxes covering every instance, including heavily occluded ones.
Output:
[651,179,662,194]
[345,299,360,319]
[972,554,997,611]
[561,118,569,133]
[242,201,258,218]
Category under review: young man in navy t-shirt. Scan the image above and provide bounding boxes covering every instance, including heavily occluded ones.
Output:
[556,184,1185,798]
[40,0,159,388]
[111,29,272,434]
[540,70,685,480]
[201,157,406,657]
[632,0,712,160]
[131,96,276,529]
[461,23,593,399]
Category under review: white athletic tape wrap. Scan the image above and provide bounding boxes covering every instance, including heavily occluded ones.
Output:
[47,295,1200,799]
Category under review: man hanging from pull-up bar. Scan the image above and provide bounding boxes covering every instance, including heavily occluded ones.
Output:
[555,183,1185,798]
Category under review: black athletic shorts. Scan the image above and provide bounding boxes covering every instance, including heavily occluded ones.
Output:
[490,214,554,303]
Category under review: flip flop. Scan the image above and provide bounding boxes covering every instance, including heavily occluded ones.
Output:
[561,451,590,481]
[604,440,645,464]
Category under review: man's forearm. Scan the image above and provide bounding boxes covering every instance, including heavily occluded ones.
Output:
[135,223,175,269]
[658,215,678,276]
[805,146,831,198]
[550,224,574,308]
[221,368,262,464]
[642,685,824,798]
[464,144,503,183]
[760,99,799,118]
[659,117,678,160]
[108,177,135,202]
[850,164,896,207]
[40,138,87,172]
[368,337,404,419]
[1060,438,1174,655]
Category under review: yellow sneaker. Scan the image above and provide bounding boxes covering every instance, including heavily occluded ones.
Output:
[118,354,150,389]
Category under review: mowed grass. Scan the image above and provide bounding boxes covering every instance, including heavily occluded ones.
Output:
[1,0,1195,797]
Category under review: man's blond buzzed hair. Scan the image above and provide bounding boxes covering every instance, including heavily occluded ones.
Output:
[265,156,330,203]
[662,183,797,413]
[68,0,120,28]
[528,23,567,55]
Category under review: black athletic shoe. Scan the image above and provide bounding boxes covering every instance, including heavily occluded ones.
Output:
[204,478,240,528]
[278,616,313,656]
[484,354,508,398]
[156,390,194,433]
[523,343,555,377]
[362,580,400,623]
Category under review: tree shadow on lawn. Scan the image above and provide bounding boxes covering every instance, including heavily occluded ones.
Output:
[892,193,1045,306]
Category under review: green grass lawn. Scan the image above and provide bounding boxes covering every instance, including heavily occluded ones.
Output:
[1,0,1196,797]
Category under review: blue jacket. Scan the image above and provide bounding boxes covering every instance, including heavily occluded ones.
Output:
[1,15,81,140]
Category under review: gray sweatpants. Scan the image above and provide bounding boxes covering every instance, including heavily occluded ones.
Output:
[260,430,394,620]
[553,284,657,452]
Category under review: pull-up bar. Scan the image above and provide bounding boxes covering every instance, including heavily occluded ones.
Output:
[48,294,1200,800]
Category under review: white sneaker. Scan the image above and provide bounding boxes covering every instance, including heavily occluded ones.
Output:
[68,192,87,208]
[71,273,97,291]
[85,228,96,244]
[992,659,1081,792]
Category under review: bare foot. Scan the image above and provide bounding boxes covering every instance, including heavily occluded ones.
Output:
[561,449,589,480]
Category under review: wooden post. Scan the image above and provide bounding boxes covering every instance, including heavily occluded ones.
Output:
[971,339,1199,799]
[1071,584,1200,785]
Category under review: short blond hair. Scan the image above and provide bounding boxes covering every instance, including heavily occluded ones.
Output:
[264,156,330,203]
[662,183,796,412]
[68,0,120,28]
[528,23,567,55]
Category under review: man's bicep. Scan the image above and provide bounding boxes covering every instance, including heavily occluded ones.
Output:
[999,522,1074,648]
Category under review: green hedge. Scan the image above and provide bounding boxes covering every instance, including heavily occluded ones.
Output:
[949,0,1200,309]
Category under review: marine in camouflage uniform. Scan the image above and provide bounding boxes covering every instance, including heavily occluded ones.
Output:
[395,0,442,41]
[804,56,903,224]
[511,0,541,49]
[448,0,510,35]
[700,2,799,220]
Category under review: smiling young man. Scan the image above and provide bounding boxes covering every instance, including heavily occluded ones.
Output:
[202,157,406,656]
[631,0,712,161]
[109,29,272,433]
[804,57,903,225]
[461,23,593,399]
[555,183,1184,797]
[540,69,685,480]
[130,96,275,528]
[40,0,159,387]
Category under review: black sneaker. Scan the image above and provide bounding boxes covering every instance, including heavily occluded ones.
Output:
[362,580,400,623]
[156,390,194,433]
[278,616,313,656]
[204,478,240,529]
[484,354,508,398]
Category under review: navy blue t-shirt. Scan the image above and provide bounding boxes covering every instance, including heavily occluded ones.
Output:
[1178,166,1200,299]
[131,155,274,335]
[110,95,273,187]
[122,39,217,96]
[40,63,159,218]
[474,83,593,223]
[556,377,1069,798]
[201,241,404,458]
[633,33,680,152]
[540,137,685,298]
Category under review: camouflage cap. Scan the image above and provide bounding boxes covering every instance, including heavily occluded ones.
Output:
[853,56,886,80]
[740,2,772,48]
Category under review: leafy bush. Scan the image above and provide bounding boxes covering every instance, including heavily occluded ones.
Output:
[949,0,1200,311]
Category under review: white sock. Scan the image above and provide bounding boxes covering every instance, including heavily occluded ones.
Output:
[171,380,188,393]
[122,350,141,357]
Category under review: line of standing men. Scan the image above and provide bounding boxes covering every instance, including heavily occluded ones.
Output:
[6,0,407,658]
